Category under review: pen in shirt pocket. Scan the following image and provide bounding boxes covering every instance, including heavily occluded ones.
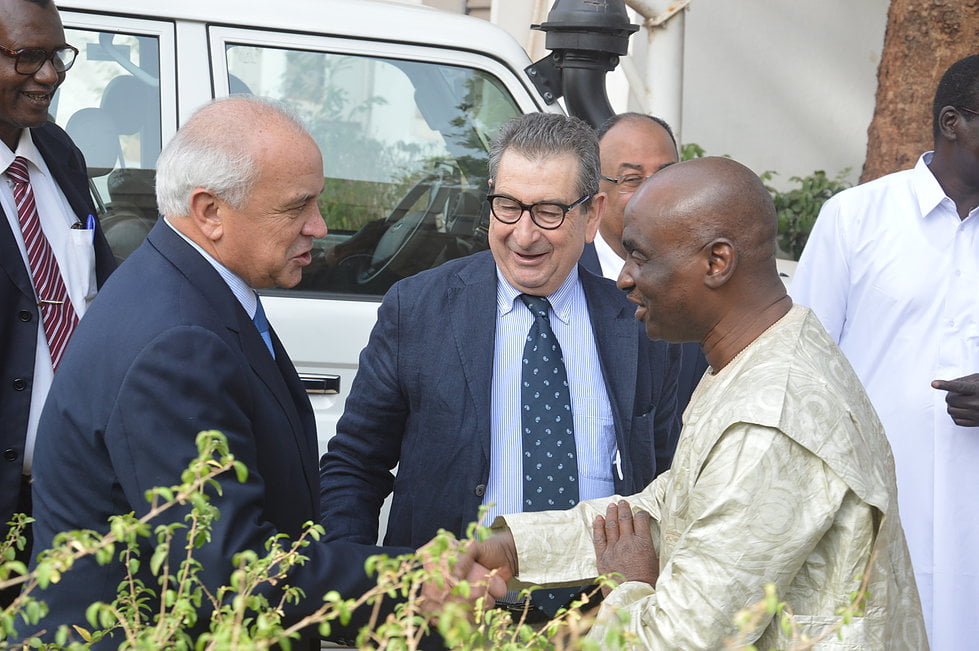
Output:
[71,213,97,243]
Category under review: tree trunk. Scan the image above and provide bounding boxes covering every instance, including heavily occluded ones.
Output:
[861,0,979,183]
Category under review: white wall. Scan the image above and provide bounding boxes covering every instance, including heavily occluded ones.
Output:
[468,0,889,190]
[677,0,888,186]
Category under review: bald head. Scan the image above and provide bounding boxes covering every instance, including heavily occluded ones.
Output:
[617,157,788,350]
[631,156,777,270]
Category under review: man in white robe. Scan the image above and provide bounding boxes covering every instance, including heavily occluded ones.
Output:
[463,156,927,649]
[791,54,979,648]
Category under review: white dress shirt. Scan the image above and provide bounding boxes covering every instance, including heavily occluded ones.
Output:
[1,130,97,474]
[483,268,616,525]
[592,230,625,280]
[791,152,979,649]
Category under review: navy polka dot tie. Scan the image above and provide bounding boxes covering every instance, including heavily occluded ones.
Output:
[519,294,580,615]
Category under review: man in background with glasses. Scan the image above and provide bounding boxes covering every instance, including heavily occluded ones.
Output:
[0,0,114,607]
[585,112,708,417]
[582,113,678,280]
[792,54,979,648]
[321,112,681,621]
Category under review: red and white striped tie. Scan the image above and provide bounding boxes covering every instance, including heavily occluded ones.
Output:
[6,156,79,370]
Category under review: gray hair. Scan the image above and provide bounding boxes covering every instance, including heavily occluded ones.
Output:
[488,113,600,209]
[155,95,308,217]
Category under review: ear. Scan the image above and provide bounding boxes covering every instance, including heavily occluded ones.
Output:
[938,105,960,142]
[583,192,606,243]
[703,239,736,289]
[188,187,225,243]
[487,178,494,190]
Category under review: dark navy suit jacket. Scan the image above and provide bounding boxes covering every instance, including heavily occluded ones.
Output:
[26,222,407,646]
[320,250,681,548]
[579,241,709,415]
[0,121,115,531]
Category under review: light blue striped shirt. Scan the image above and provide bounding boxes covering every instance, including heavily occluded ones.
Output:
[483,268,616,525]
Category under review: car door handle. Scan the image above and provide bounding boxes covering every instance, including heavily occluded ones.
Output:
[300,373,340,395]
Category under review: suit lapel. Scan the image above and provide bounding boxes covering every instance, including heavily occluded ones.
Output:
[237,308,319,505]
[448,253,497,463]
[148,222,317,505]
[580,267,637,450]
[34,123,94,226]
[0,213,34,300]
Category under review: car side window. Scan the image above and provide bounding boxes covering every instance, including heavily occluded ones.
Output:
[52,27,163,266]
[224,44,522,297]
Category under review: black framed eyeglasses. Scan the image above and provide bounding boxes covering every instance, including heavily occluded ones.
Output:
[487,193,590,230]
[601,173,653,194]
[958,105,979,117]
[0,44,78,75]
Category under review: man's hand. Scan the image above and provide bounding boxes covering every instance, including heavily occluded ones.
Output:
[932,373,979,427]
[418,538,508,617]
[464,530,519,581]
[593,500,658,597]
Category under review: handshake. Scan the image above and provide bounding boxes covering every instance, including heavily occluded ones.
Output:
[419,500,656,617]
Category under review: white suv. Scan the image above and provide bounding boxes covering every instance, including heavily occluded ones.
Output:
[53,0,567,457]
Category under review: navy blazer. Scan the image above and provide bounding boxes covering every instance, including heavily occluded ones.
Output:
[320,250,681,548]
[26,222,408,647]
[0,121,115,530]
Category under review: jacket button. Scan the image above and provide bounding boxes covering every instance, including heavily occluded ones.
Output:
[474,483,486,497]
[2,448,17,462]
[12,378,27,391]
[17,310,32,322]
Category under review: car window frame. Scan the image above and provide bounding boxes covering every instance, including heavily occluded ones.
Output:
[59,11,179,148]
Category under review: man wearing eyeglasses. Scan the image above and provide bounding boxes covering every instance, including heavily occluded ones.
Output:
[792,54,979,648]
[0,0,114,607]
[586,113,708,416]
[320,112,681,619]
[582,113,679,281]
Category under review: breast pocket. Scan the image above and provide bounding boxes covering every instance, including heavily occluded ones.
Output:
[576,411,616,482]
[65,228,98,310]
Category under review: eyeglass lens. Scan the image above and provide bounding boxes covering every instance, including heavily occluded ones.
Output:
[491,197,566,227]
[14,47,76,75]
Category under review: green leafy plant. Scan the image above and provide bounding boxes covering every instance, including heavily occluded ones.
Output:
[679,142,707,161]
[0,433,622,650]
[679,143,851,261]
[761,169,851,260]
[1,431,869,650]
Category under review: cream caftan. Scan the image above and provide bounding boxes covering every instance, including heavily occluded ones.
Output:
[500,306,927,649]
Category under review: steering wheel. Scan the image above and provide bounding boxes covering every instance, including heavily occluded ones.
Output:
[357,169,455,286]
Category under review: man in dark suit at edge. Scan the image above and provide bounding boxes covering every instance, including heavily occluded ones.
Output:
[320,112,682,620]
[24,96,504,647]
[0,0,115,607]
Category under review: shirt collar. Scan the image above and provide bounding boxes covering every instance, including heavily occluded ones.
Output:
[1,129,45,178]
[593,231,625,279]
[495,264,579,326]
[163,216,258,317]
[914,151,957,220]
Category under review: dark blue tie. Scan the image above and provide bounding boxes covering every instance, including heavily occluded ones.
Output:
[253,295,275,358]
[519,294,580,615]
